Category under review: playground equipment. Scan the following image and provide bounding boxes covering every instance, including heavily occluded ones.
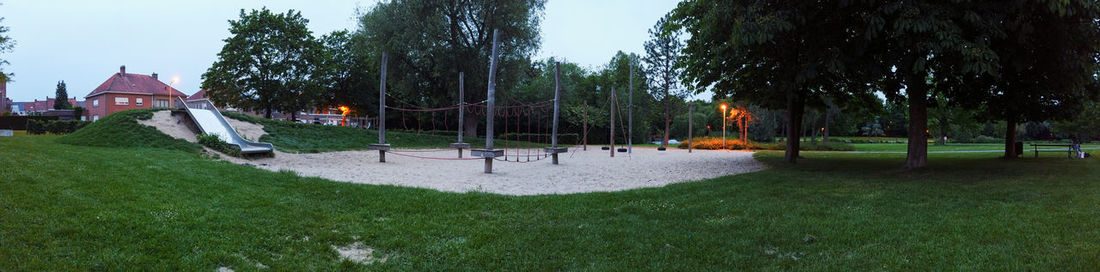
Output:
[368,29,566,173]
[176,97,274,154]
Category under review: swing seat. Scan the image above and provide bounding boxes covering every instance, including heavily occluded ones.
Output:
[616,148,628,152]
[450,143,471,149]
[368,144,391,151]
[471,149,504,158]
[601,146,611,150]
[544,147,568,154]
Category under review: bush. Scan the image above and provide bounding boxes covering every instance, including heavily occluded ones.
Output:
[760,141,856,151]
[676,137,758,150]
[970,135,1004,143]
[197,134,242,157]
[26,119,90,135]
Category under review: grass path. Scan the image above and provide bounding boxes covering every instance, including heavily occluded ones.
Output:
[3,135,1100,270]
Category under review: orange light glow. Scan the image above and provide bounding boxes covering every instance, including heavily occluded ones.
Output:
[720,104,728,110]
[338,106,350,116]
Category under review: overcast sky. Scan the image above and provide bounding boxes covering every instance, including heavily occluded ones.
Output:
[2,0,700,102]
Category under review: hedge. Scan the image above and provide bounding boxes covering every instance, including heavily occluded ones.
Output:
[27,119,91,135]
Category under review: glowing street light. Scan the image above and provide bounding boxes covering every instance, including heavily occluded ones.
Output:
[720,103,728,149]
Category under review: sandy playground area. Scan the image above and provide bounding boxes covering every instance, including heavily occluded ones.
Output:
[142,110,765,196]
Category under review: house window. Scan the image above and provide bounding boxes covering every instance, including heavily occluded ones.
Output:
[93,99,99,107]
[93,115,99,121]
[155,99,169,107]
[115,97,129,106]
[136,98,144,106]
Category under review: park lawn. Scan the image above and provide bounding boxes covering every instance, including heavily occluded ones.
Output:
[3,135,1100,270]
[851,143,1100,152]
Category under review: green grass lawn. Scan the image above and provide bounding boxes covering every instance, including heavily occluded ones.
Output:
[3,134,1100,270]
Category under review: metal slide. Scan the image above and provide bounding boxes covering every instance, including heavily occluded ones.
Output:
[176,97,274,154]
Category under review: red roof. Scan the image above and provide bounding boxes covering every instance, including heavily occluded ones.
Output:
[86,71,187,98]
[187,89,207,101]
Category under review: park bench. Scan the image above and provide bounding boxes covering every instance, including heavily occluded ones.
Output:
[1029,143,1080,158]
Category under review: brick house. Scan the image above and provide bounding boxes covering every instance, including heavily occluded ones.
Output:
[84,66,187,121]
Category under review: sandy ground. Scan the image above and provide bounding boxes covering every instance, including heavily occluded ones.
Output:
[141,110,765,196]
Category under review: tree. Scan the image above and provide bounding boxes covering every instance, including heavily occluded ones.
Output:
[316,30,377,114]
[355,0,546,135]
[54,81,71,109]
[958,1,1100,158]
[201,8,324,119]
[643,14,686,148]
[866,2,1002,168]
[0,7,14,83]
[671,1,876,163]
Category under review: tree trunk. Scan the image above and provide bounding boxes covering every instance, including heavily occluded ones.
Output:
[823,110,830,143]
[663,98,671,147]
[1005,116,1018,159]
[264,107,272,119]
[464,114,479,138]
[904,74,929,169]
[784,90,805,163]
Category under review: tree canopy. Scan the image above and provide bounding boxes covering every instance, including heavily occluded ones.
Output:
[54,81,70,109]
[201,8,324,119]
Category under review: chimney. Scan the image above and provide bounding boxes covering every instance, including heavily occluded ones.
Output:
[120,65,126,75]
[152,73,158,80]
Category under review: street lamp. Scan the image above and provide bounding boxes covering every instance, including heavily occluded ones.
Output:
[165,77,178,109]
[720,103,728,149]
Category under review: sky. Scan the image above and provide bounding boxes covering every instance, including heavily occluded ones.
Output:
[1,0,694,102]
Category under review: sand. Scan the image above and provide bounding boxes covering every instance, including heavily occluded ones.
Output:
[140,110,766,196]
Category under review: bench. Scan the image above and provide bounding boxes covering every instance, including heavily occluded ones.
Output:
[1029,144,1079,158]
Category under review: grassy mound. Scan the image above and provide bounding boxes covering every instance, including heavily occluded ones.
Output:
[57,108,201,153]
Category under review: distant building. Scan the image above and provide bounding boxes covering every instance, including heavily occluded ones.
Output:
[21,97,79,114]
[84,65,187,121]
[186,89,209,103]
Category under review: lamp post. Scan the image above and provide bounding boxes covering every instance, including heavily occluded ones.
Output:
[720,103,728,149]
[166,77,178,109]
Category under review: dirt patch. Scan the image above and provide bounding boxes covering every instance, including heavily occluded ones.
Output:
[333,242,388,265]
[224,117,267,141]
[138,110,197,142]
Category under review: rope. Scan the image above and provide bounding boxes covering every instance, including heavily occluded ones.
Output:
[388,151,483,161]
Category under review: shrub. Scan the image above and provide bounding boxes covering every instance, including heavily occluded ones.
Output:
[197,134,242,157]
[26,119,89,135]
[971,135,1004,143]
[760,141,855,151]
[676,137,758,150]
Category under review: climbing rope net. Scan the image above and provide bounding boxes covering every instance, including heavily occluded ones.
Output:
[382,92,557,163]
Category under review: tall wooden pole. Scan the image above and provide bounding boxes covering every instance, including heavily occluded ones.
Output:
[482,29,502,173]
[628,65,633,153]
[367,52,392,162]
[583,102,588,151]
[550,62,563,164]
[610,86,616,158]
[452,72,470,158]
[458,72,465,143]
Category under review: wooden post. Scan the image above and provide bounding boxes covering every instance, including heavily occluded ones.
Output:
[546,62,567,164]
[452,72,470,158]
[473,29,504,173]
[583,102,588,151]
[368,52,392,162]
[610,86,616,158]
[628,65,633,154]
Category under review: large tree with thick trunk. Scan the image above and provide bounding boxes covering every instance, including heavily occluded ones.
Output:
[670,0,876,163]
[643,14,686,148]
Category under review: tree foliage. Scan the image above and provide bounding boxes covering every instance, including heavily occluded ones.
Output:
[354,0,546,134]
[54,81,71,109]
[644,14,687,147]
[202,8,324,119]
[0,9,13,83]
